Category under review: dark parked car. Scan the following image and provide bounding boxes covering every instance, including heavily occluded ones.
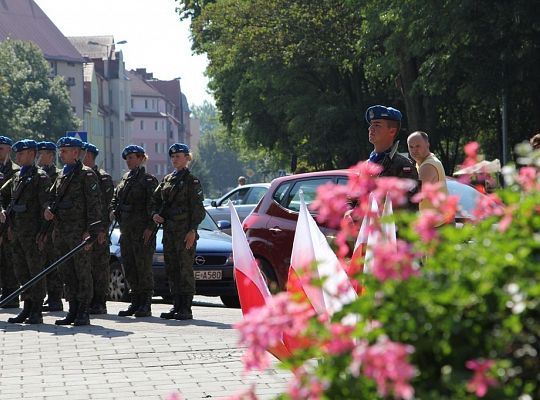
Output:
[243,170,488,290]
[109,213,239,308]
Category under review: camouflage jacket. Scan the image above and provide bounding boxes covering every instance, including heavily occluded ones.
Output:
[48,161,101,234]
[151,168,206,232]
[0,159,20,209]
[110,167,158,232]
[0,166,51,233]
[92,165,114,231]
[41,164,60,183]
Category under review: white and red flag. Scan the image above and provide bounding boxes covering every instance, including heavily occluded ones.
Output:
[229,202,291,360]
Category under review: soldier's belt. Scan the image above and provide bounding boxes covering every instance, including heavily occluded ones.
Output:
[12,204,27,213]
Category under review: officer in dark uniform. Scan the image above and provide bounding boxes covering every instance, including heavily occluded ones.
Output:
[365,105,419,181]
[82,142,114,315]
[37,141,64,312]
[0,135,20,308]
[110,145,158,318]
[0,140,51,324]
[152,143,205,320]
[44,137,101,326]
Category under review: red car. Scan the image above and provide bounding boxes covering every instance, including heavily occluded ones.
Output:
[242,170,487,290]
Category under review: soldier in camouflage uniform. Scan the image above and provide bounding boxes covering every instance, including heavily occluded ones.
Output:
[110,145,158,318]
[44,137,101,326]
[82,142,114,315]
[0,136,21,308]
[37,141,64,312]
[152,143,205,321]
[0,140,51,324]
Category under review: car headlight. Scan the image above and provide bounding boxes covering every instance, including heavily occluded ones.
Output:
[226,254,234,265]
[152,253,165,264]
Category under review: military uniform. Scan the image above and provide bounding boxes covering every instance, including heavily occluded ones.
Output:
[152,143,205,320]
[0,158,21,308]
[41,162,64,311]
[1,158,51,323]
[110,165,158,317]
[49,159,101,325]
[89,164,114,314]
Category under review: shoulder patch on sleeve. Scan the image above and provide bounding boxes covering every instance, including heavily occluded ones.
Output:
[193,179,200,184]
[87,172,94,176]
[146,177,154,181]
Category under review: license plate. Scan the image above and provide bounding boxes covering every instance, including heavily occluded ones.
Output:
[195,270,222,280]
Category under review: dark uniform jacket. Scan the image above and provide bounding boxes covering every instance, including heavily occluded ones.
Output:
[47,161,101,234]
[0,159,20,209]
[92,166,114,232]
[151,168,206,232]
[0,166,51,233]
[110,167,158,232]
[42,164,60,183]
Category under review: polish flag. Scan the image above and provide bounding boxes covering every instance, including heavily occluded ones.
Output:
[229,202,291,360]
[287,191,357,316]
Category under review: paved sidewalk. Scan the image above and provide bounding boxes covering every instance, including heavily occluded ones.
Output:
[0,298,290,399]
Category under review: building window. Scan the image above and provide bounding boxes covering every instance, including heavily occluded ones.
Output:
[145,99,148,109]
[140,120,144,130]
[152,99,155,109]
[66,77,76,86]
[155,142,159,153]
[131,99,134,108]
[110,121,114,137]
[154,121,158,131]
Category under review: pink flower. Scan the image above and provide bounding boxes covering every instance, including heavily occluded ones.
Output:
[414,209,441,242]
[312,183,351,228]
[323,323,355,354]
[350,337,416,400]
[288,369,328,400]
[165,392,183,400]
[234,292,315,373]
[411,182,446,208]
[226,384,258,399]
[372,177,416,207]
[472,193,504,221]
[466,359,498,397]
[516,166,540,192]
[371,240,420,282]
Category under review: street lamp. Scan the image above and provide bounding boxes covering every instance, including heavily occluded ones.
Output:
[87,40,127,60]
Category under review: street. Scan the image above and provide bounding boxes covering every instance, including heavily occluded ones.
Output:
[0,297,290,399]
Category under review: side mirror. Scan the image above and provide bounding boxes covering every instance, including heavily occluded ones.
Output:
[217,220,231,231]
[211,200,217,207]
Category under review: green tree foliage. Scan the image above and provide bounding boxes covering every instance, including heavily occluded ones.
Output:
[177,0,540,173]
[0,40,79,142]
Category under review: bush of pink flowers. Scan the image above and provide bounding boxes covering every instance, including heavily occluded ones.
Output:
[230,142,539,400]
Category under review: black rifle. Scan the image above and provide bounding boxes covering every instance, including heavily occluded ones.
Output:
[112,167,142,224]
[37,161,80,245]
[150,169,188,239]
[0,171,33,243]
[0,223,100,308]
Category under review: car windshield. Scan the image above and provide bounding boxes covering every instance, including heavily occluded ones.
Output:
[199,212,220,231]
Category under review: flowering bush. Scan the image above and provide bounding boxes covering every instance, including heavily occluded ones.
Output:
[234,142,540,400]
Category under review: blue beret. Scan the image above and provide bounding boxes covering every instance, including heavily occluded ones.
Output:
[0,136,13,146]
[365,105,402,124]
[57,136,83,148]
[82,142,99,156]
[37,141,57,151]
[168,143,190,156]
[122,145,145,160]
[12,139,37,153]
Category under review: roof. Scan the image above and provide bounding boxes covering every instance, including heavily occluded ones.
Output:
[0,0,84,63]
[149,79,181,108]
[69,35,119,60]
[127,70,164,97]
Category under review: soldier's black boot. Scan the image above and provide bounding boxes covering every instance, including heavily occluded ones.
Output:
[134,294,152,317]
[174,295,193,320]
[55,301,79,325]
[25,301,43,324]
[160,295,181,319]
[43,294,63,312]
[73,303,90,326]
[118,294,140,317]
[7,300,32,323]
[1,288,20,309]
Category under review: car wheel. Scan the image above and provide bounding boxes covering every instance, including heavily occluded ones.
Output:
[255,258,280,294]
[109,260,130,302]
[220,295,241,308]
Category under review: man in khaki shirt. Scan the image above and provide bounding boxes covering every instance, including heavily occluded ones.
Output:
[407,131,449,222]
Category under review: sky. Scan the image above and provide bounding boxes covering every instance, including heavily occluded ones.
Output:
[34,0,212,107]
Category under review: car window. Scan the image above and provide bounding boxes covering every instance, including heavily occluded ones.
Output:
[244,187,268,205]
[337,177,349,185]
[273,182,292,204]
[199,212,219,231]
[223,187,250,205]
[285,178,335,211]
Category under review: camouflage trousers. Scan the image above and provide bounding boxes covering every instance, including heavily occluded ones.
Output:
[0,239,19,292]
[53,229,93,304]
[90,239,110,304]
[119,229,155,296]
[162,228,196,296]
[11,230,46,303]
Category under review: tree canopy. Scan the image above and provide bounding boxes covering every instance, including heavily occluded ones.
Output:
[0,39,79,142]
[177,0,540,173]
